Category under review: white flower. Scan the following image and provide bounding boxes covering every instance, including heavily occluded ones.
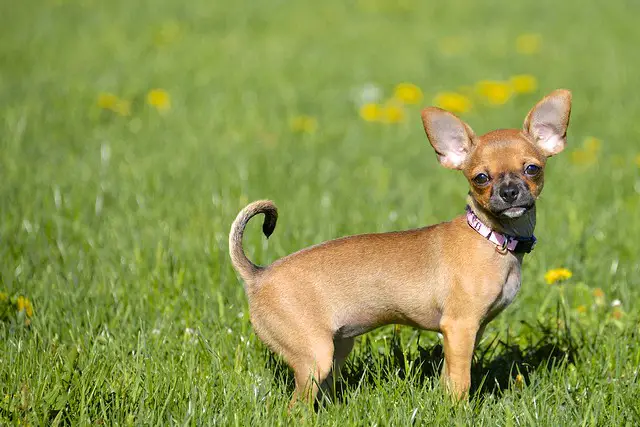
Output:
[611,299,622,307]
[321,193,332,208]
[53,186,62,210]
[352,83,382,105]
[101,143,111,165]
[22,219,33,233]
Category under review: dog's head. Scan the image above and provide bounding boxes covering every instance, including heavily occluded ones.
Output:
[421,89,572,219]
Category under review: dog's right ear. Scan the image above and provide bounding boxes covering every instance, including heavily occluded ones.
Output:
[421,107,475,170]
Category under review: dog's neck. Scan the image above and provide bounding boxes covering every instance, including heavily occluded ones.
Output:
[466,195,536,238]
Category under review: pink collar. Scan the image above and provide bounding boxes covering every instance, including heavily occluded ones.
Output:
[466,206,536,254]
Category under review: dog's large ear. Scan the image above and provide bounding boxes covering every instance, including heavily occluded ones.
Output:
[421,107,475,170]
[523,89,572,157]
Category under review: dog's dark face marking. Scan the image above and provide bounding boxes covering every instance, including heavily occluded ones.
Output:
[464,129,546,219]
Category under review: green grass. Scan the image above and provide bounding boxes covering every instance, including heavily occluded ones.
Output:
[1,0,640,424]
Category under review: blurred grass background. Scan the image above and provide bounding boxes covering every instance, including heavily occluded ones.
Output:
[1,0,639,424]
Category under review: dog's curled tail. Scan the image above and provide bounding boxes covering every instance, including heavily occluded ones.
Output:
[229,200,278,287]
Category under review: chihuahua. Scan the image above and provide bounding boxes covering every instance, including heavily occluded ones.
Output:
[229,89,571,406]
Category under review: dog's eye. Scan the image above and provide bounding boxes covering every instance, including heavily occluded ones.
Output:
[524,164,541,176]
[473,173,490,185]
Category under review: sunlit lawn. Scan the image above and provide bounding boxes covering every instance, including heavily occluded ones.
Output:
[1,0,639,424]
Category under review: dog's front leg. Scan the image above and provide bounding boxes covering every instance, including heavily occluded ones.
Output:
[440,320,478,399]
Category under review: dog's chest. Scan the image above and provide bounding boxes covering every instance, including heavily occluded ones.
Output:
[487,260,522,318]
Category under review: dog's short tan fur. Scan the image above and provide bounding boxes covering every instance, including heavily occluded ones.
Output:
[229,90,572,406]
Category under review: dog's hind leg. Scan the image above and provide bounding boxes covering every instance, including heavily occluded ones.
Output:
[320,337,355,402]
[288,337,335,409]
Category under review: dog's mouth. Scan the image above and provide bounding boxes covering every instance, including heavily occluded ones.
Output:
[498,205,532,219]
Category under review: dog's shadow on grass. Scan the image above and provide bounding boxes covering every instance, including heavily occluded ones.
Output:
[267,318,579,404]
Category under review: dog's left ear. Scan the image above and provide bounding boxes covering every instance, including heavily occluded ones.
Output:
[523,89,572,157]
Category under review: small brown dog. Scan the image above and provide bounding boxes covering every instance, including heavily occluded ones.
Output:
[229,89,571,406]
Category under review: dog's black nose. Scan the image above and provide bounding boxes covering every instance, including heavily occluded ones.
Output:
[499,184,519,203]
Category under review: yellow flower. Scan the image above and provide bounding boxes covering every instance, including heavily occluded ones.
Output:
[359,103,382,122]
[113,100,131,117]
[97,93,118,110]
[97,93,131,116]
[147,89,171,112]
[510,75,537,94]
[381,103,406,123]
[476,80,512,105]
[576,305,587,314]
[514,374,525,389]
[570,137,601,166]
[0,291,7,302]
[516,33,541,55]
[593,288,605,306]
[544,268,573,285]
[289,115,318,134]
[393,83,423,105]
[570,150,597,166]
[583,137,602,152]
[16,296,33,317]
[433,92,472,114]
[612,308,623,320]
[438,36,467,56]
